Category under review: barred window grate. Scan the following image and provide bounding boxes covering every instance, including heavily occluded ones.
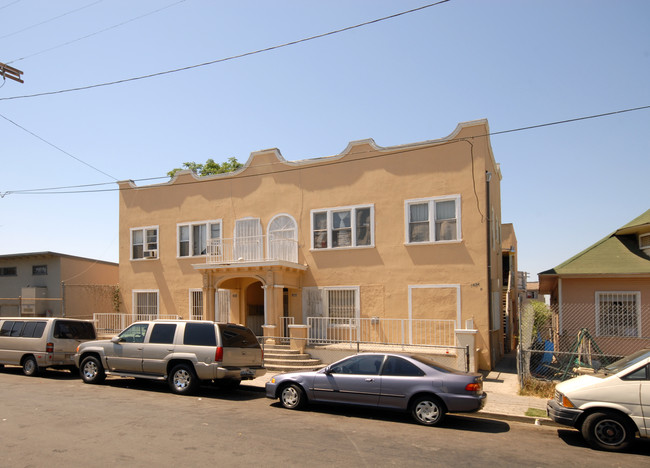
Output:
[327,289,356,322]
[596,292,640,337]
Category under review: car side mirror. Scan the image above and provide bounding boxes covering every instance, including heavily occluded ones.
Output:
[111,336,122,344]
[324,366,333,375]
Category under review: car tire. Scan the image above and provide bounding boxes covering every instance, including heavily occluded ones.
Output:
[280,384,306,410]
[169,364,198,395]
[80,356,106,384]
[22,356,40,377]
[411,395,446,426]
[581,411,635,451]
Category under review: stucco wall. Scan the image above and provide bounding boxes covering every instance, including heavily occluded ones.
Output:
[118,120,504,369]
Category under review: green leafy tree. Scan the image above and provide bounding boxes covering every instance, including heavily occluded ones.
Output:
[168,157,242,178]
[531,300,551,337]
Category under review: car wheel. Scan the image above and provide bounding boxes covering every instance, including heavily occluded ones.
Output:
[581,411,634,451]
[22,356,40,377]
[411,395,446,426]
[169,364,198,395]
[280,384,306,410]
[80,356,106,384]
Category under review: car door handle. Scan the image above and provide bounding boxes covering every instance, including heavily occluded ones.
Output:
[365,378,374,382]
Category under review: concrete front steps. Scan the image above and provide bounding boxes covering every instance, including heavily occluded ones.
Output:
[263,344,323,372]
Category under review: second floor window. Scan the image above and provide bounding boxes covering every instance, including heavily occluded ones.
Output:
[312,205,373,250]
[178,221,221,257]
[406,196,460,244]
[131,227,158,259]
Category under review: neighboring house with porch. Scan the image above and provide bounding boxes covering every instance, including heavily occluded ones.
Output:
[0,252,118,319]
[538,209,650,356]
[117,119,508,370]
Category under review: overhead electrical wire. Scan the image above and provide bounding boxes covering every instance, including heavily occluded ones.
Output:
[0,0,22,12]
[0,0,451,101]
[0,0,104,40]
[2,104,648,197]
[0,112,118,181]
[6,0,188,64]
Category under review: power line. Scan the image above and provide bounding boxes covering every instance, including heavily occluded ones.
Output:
[0,0,22,12]
[0,1,451,101]
[7,0,188,64]
[0,1,104,40]
[0,112,118,181]
[2,103,648,197]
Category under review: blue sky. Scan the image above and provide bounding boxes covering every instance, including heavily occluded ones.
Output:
[1,0,648,281]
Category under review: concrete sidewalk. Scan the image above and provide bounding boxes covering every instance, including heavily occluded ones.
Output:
[240,351,556,426]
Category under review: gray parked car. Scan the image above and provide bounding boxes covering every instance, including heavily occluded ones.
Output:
[75,320,265,395]
[265,352,486,426]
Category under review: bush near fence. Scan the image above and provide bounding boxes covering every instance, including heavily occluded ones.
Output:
[519,300,650,383]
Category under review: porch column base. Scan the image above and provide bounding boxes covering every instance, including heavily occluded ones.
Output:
[262,325,277,345]
[288,324,309,354]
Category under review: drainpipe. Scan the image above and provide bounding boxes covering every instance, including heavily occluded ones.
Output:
[485,171,493,366]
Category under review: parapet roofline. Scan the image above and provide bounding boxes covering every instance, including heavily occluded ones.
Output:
[118,119,496,189]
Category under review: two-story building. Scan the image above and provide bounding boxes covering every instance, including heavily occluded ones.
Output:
[118,120,508,369]
[0,252,118,319]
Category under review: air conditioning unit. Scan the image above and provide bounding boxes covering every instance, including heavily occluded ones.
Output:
[144,250,158,259]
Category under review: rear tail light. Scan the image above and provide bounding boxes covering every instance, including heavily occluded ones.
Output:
[46,342,54,353]
[465,382,481,392]
[215,346,223,362]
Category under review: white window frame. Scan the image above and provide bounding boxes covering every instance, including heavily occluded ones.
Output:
[310,204,374,250]
[189,289,203,320]
[267,214,298,262]
[130,226,159,260]
[404,195,461,245]
[177,220,222,258]
[640,233,650,251]
[132,290,159,319]
[323,286,360,325]
[595,291,641,337]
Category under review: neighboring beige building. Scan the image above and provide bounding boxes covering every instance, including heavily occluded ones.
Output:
[0,252,118,320]
[118,120,508,369]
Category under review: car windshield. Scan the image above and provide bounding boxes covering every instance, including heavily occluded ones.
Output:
[602,349,650,375]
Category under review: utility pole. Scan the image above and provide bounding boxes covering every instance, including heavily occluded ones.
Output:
[0,62,23,83]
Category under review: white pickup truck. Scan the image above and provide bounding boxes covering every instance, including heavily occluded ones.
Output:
[547,349,650,451]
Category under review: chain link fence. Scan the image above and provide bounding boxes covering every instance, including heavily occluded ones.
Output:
[518,300,650,383]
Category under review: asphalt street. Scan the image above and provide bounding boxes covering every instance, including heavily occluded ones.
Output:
[0,368,648,467]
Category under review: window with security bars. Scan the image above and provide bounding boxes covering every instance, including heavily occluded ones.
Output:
[596,292,640,337]
[326,288,358,324]
[190,289,203,319]
[134,291,158,319]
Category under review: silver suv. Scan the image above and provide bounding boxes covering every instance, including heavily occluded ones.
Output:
[74,320,265,395]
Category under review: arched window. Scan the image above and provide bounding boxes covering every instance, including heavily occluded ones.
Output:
[268,214,298,262]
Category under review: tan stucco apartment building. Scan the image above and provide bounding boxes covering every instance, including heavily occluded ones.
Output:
[118,120,507,369]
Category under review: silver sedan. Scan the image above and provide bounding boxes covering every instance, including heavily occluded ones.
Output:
[265,352,486,426]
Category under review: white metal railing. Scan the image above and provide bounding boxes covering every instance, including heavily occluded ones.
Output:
[94,313,181,336]
[206,236,298,264]
[307,317,457,346]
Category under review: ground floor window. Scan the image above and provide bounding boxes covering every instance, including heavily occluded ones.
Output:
[133,290,159,319]
[325,287,359,324]
[596,292,640,337]
[190,289,203,320]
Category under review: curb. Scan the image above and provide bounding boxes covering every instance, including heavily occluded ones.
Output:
[469,411,561,427]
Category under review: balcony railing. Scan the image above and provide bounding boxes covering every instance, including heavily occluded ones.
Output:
[206,236,298,264]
